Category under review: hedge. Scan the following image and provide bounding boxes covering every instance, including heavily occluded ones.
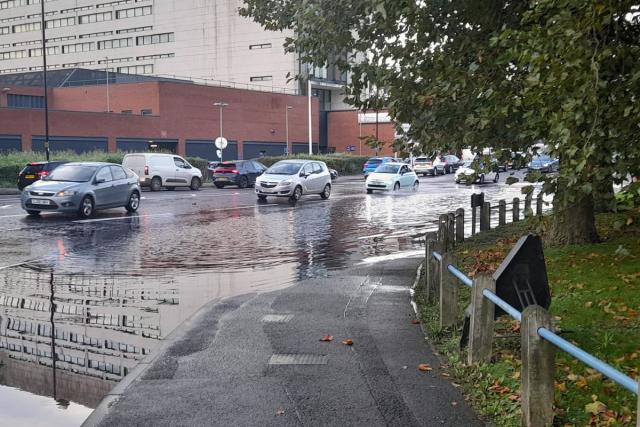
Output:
[257,154,369,175]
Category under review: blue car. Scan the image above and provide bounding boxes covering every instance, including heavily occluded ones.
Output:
[362,157,396,178]
[527,155,559,173]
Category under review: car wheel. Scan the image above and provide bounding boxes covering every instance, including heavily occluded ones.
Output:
[289,185,303,202]
[215,183,225,189]
[78,196,94,218]
[412,181,419,191]
[238,176,248,189]
[366,189,373,194]
[26,210,40,216]
[494,173,499,183]
[190,177,201,191]
[257,194,267,202]
[150,177,162,192]
[126,191,140,213]
[393,182,400,191]
[320,184,331,200]
[479,175,485,184]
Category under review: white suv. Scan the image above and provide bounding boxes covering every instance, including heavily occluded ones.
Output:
[255,160,332,202]
[122,153,203,191]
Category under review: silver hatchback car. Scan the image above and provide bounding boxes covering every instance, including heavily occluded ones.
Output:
[255,160,332,202]
[21,162,141,218]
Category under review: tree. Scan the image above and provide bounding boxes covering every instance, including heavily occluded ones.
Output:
[240,0,640,244]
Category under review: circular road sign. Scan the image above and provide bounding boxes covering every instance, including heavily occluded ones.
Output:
[215,137,228,149]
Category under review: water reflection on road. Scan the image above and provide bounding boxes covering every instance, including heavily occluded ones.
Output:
[0,173,534,425]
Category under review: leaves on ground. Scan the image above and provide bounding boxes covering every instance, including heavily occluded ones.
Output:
[418,363,433,371]
[319,335,333,342]
[342,339,354,346]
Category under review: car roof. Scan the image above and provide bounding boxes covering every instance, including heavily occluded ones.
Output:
[64,162,117,166]
[274,159,315,164]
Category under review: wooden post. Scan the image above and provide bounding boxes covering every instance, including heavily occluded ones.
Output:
[438,214,449,251]
[513,197,520,222]
[439,253,458,330]
[498,199,506,226]
[425,237,432,290]
[429,241,441,303]
[536,192,543,216]
[521,306,555,427]
[524,193,533,218]
[480,201,491,231]
[468,275,496,365]
[447,212,455,250]
[636,382,639,427]
[455,208,464,243]
[471,206,477,235]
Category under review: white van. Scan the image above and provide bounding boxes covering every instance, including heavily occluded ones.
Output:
[122,153,203,191]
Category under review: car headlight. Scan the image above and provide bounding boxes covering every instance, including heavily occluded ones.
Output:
[280,180,292,186]
[56,190,77,197]
[543,163,549,167]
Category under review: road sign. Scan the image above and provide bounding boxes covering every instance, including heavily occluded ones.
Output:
[215,137,228,149]
[346,145,355,152]
[216,149,222,159]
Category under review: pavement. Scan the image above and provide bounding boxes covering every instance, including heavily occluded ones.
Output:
[85,257,482,427]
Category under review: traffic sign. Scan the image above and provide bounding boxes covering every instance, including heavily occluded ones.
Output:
[216,149,222,159]
[215,137,228,149]
[346,145,355,152]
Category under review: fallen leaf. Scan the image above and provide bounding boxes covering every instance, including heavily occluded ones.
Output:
[411,319,421,324]
[342,339,354,346]
[507,394,520,401]
[584,301,593,308]
[555,382,567,392]
[276,410,285,416]
[451,401,458,406]
[320,335,334,342]
[441,372,450,377]
[418,363,433,372]
[585,400,606,415]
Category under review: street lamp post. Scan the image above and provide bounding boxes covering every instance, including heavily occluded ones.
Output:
[285,105,293,155]
[39,0,50,161]
[105,57,110,112]
[213,101,228,162]
[307,79,312,155]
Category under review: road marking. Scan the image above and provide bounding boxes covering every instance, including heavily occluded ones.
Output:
[261,314,294,323]
[0,258,48,271]
[1,205,12,209]
[0,214,30,218]
[73,213,174,223]
[357,233,387,240]
[268,354,327,365]
[359,249,425,265]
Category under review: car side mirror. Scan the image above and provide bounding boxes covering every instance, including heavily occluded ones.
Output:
[95,178,105,184]
[299,172,307,178]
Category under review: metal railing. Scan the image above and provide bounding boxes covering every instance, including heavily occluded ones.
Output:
[432,250,639,396]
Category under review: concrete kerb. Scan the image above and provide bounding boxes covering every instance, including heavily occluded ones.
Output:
[81,293,252,427]
[0,188,20,195]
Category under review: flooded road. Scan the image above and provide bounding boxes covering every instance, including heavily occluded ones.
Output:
[0,172,533,425]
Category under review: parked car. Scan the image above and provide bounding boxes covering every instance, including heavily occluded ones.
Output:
[454,160,500,184]
[255,159,332,202]
[413,157,437,176]
[20,162,141,218]
[329,168,338,181]
[441,155,463,173]
[207,161,220,180]
[17,161,68,190]
[213,160,267,189]
[122,153,203,191]
[362,157,396,178]
[527,154,559,173]
[366,163,419,193]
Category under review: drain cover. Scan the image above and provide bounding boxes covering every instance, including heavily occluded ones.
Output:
[268,354,328,365]
[261,314,294,323]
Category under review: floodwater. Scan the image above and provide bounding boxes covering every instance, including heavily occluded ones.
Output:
[0,172,535,425]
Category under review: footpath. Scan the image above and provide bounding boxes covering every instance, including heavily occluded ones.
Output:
[84,257,482,426]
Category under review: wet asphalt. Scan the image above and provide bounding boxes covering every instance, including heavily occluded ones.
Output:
[0,171,532,426]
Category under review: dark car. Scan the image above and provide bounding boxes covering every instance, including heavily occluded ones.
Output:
[17,161,68,190]
[207,161,220,181]
[213,160,267,189]
[442,155,463,173]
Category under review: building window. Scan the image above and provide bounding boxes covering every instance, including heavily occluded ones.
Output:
[136,32,174,46]
[79,31,113,39]
[136,53,174,60]
[78,12,112,24]
[12,22,41,33]
[250,75,273,82]
[97,0,133,8]
[47,35,76,43]
[0,27,9,35]
[0,0,29,10]
[60,5,93,14]
[98,37,132,50]
[8,94,45,109]
[116,5,152,19]
[28,46,60,57]
[45,17,75,29]
[13,39,40,46]
[98,56,131,64]
[62,42,95,54]
[117,25,152,34]
[140,109,152,116]
[249,43,272,50]
[0,50,27,60]
[117,64,153,74]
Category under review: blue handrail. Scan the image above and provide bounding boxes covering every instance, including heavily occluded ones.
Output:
[538,327,639,395]
[428,249,639,396]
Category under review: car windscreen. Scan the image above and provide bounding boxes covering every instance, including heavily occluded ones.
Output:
[533,155,552,162]
[366,159,382,165]
[414,158,430,163]
[216,163,237,169]
[266,162,302,175]
[374,164,400,174]
[46,165,98,182]
[21,164,45,174]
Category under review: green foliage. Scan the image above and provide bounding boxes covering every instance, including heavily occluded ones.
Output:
[240,0,640,243]
[257,154,369,174]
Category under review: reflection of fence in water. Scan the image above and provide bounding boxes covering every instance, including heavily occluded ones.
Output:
[0,264,179,382]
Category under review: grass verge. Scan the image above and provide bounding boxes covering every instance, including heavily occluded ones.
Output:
[414,212,640,426]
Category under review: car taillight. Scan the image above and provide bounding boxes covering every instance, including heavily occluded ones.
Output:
[144,165,149,175]
[37,171,49,177]
[231,169,239,174]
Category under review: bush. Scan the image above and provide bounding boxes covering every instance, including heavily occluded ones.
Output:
[185,156,209,181]
[257,154,369,175]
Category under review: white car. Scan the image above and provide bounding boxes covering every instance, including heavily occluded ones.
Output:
[255,160,332,202]
[122,153,203,191]
[454,161,499,184]
[366,162,419,193]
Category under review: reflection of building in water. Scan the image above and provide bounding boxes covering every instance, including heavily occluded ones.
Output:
[0,264,178,406]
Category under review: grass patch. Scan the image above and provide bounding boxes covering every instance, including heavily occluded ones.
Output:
[414,211,640,426]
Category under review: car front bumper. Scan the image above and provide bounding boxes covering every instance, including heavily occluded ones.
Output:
[366,180,393,191]
[21,192,82,213]
[255,182,294,197]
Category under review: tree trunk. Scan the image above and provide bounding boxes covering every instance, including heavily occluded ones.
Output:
[593,175,615,213]
[549,191,599,245]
